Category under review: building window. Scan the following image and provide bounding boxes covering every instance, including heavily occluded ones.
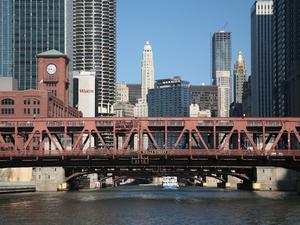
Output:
[1,108,14,115]
[24,99,31,105]
[1,98,14,105]
[33,99,40,105]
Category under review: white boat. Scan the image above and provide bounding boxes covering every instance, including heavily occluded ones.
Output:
[162,176,179,189]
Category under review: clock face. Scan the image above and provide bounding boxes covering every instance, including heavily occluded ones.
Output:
[47,64,57,75]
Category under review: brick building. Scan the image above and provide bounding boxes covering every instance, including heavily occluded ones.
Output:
[0,50,81,118]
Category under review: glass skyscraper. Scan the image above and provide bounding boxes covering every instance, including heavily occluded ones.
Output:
[212,32,232,85]
[0,0,66,90]
[251,0,273,117]
[211,32,232,117]
[0,0,13,77]
[273,0,300,116]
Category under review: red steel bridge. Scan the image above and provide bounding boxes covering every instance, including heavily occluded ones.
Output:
[0,117,300,171]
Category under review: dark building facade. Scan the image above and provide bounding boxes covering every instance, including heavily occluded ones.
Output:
[189,85,218,117]
[148,76,189,148]
[0,0,66,90]
[273,0,300,116]
[242,76,252,117]
[251,0,273,117]
[127,83,141,105]
[148,76,190,117]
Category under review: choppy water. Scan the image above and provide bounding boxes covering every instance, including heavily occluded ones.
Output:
[0,186,300,225]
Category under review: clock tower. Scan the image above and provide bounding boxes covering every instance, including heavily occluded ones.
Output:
[37,49,70,107]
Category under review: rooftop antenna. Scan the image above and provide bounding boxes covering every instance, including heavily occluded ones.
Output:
[220,22,229,32]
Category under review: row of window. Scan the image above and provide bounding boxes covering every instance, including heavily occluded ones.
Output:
[24,108,40,115]
[1,98,40,105]
[24,99,40,105]
[1,99,14,105]
[1,108,14,115]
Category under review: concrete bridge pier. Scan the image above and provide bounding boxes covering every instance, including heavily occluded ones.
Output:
[237,181,261,191]
[217,175,231,189]
[199,177,208,187]
[217,182,231,188]
[33,167,65,191]
[237,167,300,191]
[237,167,261,191]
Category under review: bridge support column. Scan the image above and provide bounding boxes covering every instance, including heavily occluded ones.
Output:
[199,182,208,187]
[256,167,300,191]
[217,175,230,189]
[217,182,231,188]
[237,182,261,191]
[33,167,65,192]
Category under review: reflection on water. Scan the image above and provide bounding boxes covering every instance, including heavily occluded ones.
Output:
[0,186,300,225]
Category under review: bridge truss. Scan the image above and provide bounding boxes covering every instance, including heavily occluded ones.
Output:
[0,117,300,168]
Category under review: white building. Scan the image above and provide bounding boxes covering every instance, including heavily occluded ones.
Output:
[134,41,154,117]
[190,104,200,117]
[116,82,129,103]
[216,71,231,117]
[114,102,134,117]
[73,71,96,117]
[190,104,211,117]
[198,110,212,117]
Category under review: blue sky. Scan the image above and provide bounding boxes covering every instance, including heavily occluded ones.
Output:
[117,0,254,85]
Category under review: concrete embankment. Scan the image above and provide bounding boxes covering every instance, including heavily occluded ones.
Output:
[0,182,35,194]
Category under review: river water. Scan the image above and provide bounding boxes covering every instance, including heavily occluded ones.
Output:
[0,186,300,225]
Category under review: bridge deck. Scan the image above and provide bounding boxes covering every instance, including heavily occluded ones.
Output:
[0,117,299,168]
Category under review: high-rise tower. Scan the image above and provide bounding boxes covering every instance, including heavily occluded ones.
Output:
[73,0,116,116]
[233,51,247,104]
[273,0,300,116]
[141,41,155,102]
[0,0,67,90]
[212,32,232,117]
[134,41,154,117]
[251,0,273,117]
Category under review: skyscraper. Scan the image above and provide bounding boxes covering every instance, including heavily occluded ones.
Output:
[141,41,155,102]
[212,32,232,85]
[0,0,13,77]
[251,0,273,117]
[0,0,67,90]
[211,32,232,117]
[73,0,116,116]
[273,0,300,116]
[233,51,247,104]
[134,41,154,117]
